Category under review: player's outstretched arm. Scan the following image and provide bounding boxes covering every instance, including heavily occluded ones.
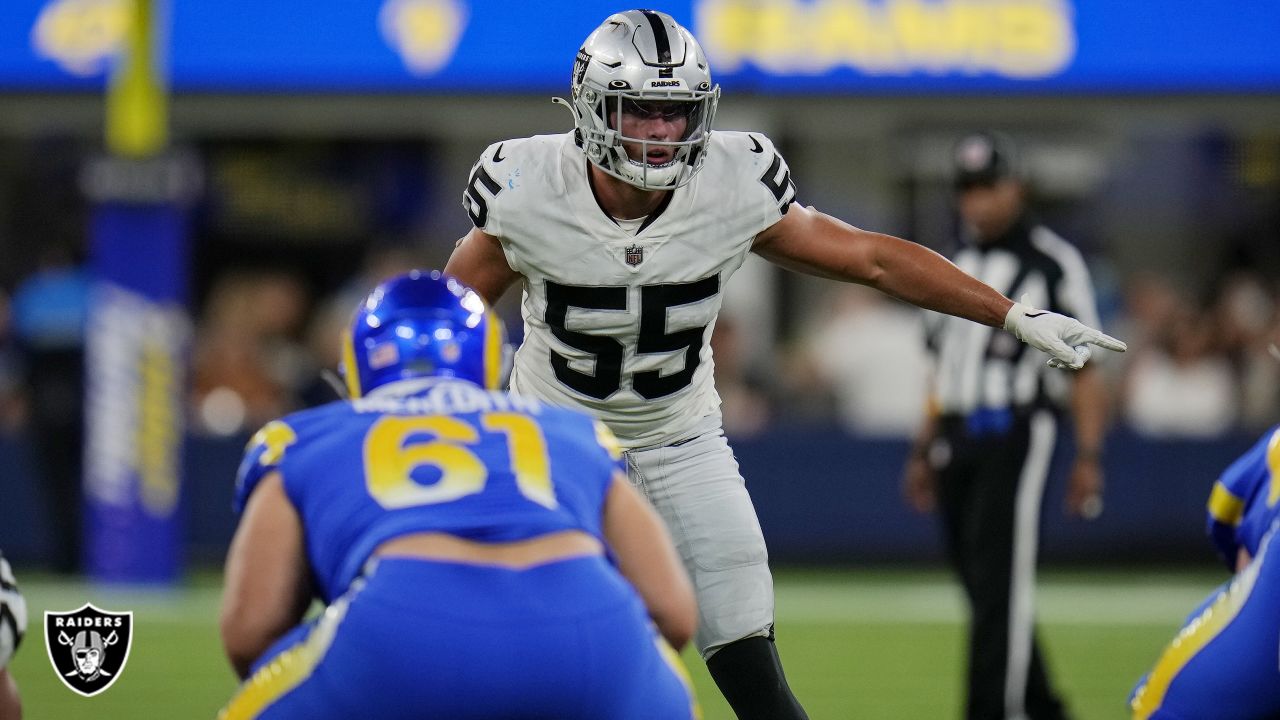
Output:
[751,204,1125,368]
[444,228,522,306]
[602,474,698,650]
[220,472,313,679]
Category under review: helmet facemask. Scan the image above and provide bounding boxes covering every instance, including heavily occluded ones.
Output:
[555,10,720,191]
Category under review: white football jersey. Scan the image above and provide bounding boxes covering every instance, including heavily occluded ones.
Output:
[463,130,796,448]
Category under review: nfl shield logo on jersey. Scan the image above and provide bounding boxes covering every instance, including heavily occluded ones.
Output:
[624,244,644,267]
[45,604,133,697]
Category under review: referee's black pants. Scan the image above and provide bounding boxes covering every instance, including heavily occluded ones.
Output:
[936,409,1071,720]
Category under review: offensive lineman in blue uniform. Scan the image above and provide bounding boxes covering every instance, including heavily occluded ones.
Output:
[218,270,699,719]
[1129,417,1280,719]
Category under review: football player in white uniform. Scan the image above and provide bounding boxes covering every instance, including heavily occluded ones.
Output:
[445,10,1126,719]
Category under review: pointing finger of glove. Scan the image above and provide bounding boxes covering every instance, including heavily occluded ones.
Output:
[1087,330,1127,353]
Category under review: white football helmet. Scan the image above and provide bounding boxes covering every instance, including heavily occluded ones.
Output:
[554,10,720,190]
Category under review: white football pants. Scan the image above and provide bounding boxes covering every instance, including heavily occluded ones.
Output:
[623,419,774,658]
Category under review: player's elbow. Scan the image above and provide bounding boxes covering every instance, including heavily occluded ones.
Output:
[664,603,699,652]
[220,602,269,679]
[651,578,698,651]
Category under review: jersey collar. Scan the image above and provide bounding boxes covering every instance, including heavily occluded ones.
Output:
[585,157,676,234]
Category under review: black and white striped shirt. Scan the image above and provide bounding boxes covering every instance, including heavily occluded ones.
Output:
[926,216,1102,416]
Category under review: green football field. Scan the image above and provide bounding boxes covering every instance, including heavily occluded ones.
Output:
[6,566,1220,719]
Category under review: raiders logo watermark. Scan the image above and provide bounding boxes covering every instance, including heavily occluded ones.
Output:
[44,604,133,697]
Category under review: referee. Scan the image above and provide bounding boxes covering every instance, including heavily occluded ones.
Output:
[902,132,1110,720]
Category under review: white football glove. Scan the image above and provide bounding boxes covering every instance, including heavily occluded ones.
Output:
[1004,301,1127,370]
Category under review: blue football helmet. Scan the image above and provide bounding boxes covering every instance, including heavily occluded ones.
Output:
[340,270,506,397]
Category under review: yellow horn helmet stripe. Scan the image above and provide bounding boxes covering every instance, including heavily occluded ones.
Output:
[340,327,363,399]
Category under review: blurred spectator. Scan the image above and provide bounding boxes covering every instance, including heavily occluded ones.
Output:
[296,245,421,407]
[0,291,26,434]
[1110,272,1183,365]
[190,270,311,436]
[711,313,773,438]
[1212,271,1280,431]
[296,295,352,408]
[9,243,90,574]
[1123,303,1239,437]
[796,285,929,437]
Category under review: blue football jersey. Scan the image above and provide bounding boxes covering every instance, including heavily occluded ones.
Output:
[1206,425,1280,569]
[235,379,625,602]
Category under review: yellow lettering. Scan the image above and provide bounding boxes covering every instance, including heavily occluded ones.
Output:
[809,3,857,70]
[695,2,758,72]
[138,337,179,516]
[365,416,486,509]
[695,0,1075,80]
[998,2,1074,77]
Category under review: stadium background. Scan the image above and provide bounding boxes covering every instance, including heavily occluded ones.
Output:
[0,0,1277,717]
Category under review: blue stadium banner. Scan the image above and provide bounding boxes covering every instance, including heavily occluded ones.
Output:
[83,154,197,584]
[0,0,1277,94]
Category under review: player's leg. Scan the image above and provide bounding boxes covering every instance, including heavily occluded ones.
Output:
[961,411,1066,720]
[706,633,808,720]
[935,422,1011,720]
[1012,412,1070,720]
[218,584,362,720]
[626,428,808,720]
[224,556,692,720]
[1024,635,1070,720]
[582,598,701,720]
[1130,520,1280,720]
[934,428,980,606]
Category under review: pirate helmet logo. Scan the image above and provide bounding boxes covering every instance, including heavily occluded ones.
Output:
[44,603,133,697]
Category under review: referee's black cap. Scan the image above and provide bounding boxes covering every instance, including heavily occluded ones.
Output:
[952,131,1021,190]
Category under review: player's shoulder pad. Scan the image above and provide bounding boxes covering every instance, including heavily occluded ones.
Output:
[1205,424,1280,554]
[232,404,344,514]
[1214,424,1280,510]
[462,135,566,233]
[591,419,624,465]
[234,418,299,514]
[708,130,798,216]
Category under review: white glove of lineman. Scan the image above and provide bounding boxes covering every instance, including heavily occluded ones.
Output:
[1004,301,1127,370]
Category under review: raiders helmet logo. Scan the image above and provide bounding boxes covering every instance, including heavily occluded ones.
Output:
[572,49,591,88]
[624,244,644,267]
[44,604,133,697]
